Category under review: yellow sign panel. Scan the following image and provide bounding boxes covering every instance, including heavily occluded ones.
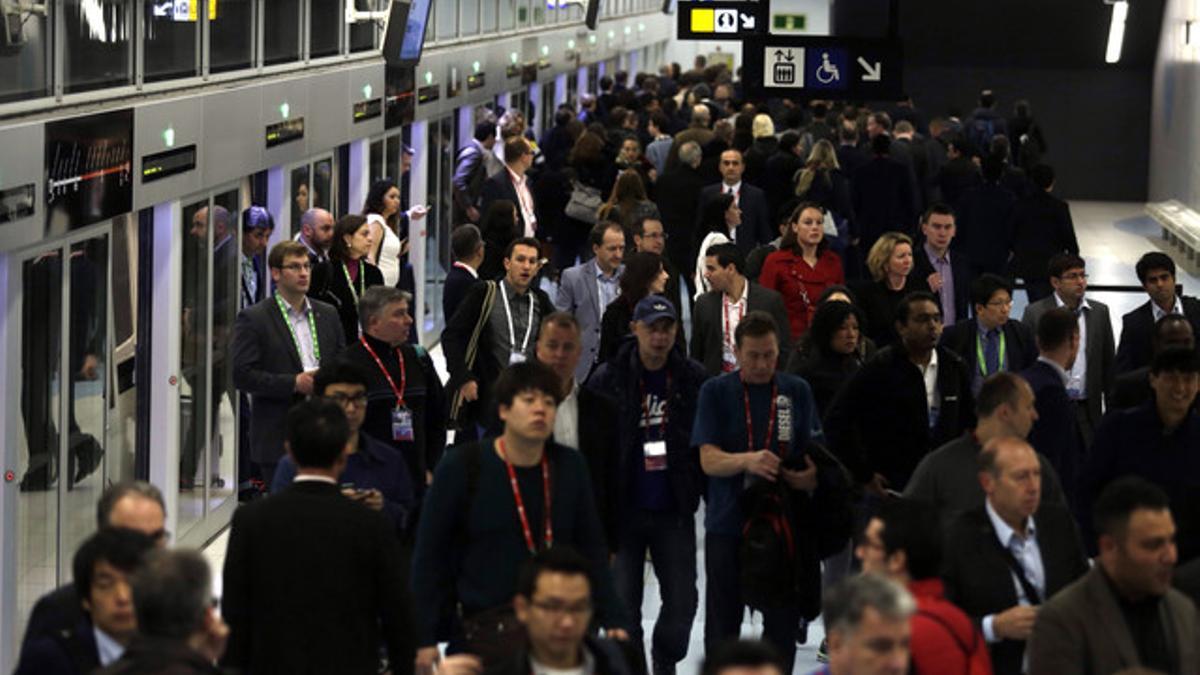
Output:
[690,8,715,33]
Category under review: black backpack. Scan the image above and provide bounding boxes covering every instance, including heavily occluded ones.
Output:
[739,480,799,611]
[966,117,997,156]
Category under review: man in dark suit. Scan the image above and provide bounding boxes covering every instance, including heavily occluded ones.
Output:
[221,398,416,675]
[1010,164,1079,302]
[940,274,1037,396]
[1112,313,1195,409]
[692,243,790,376]
[481,137,538,239]
[697,148,773,250]
[231,240,346,488]
[1021,253,1114,448]
[852,134,918,255]
[453,121,499,225]
[1030,477,1200,675]
[656,140,707,292]
[936,136,982,212]
[955,157,1015,280]
[835,121,869,177]
[941,437,1089,675]
[1116,251,1200,374]
[912,203,971,327]
[445,224,484,323]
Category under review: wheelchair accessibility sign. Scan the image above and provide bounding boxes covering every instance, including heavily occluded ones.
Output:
[807,48,848,90]
[764,47,803,88]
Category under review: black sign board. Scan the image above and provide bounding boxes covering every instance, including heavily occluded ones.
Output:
[141,145,198,183]
[468,72,486,90]
[521,63,538,84]
[506,63,520,79]
[538,57,551,70]
[353,98,383,122]
[0,183,35,225]
[385,64,416,129]
[418,84,440,104]
[45,109,134,231]
[265,118,305,147]
[742,36,903,100]
[676,1,766,40]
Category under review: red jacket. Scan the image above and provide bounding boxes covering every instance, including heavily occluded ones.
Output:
[909,578,993,675]
[758,247,844,338]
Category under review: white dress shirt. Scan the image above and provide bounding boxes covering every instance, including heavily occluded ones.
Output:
[508,167,537,237]
[554,380,580,450]
[1152,295,1185,322]
[94,626,125,667]
[1053,293,1090,399]
[981,499,1045,644]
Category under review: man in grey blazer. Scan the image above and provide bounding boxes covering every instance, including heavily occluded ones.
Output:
[232,241,346,488]
[555,222,625,383]
[691,242,790,376]
[1029,477,1199,675]
[1021,253,1114,447]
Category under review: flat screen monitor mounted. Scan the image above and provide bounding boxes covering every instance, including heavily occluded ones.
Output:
[586,0,601,29]
[395,0,433,64]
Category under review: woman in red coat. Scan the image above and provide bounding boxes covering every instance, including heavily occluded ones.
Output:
[758,202,845,339]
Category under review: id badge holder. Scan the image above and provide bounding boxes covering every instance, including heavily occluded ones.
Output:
[509,351,527,365]
[392,406,415,442]
[643,440,668,471]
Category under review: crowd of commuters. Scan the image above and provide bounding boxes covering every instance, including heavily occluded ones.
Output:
[17,62,1200,675]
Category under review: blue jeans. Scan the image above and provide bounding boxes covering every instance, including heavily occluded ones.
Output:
[705,533,802,675]
[611,510,698,670]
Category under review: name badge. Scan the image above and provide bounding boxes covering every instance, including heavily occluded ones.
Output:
[643,440,668,471]
[509,352,527,365]
[392,406,415,442]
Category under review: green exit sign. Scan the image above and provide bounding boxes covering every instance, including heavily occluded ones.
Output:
[773,13,807,31]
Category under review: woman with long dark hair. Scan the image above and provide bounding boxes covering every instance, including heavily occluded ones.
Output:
[597,170,660,232]
[596,251,674,364]
[477,199,520,280]
[785,299,872,416]
[310,214,384,342]
[363,179,410,288]
[758,202,845,339]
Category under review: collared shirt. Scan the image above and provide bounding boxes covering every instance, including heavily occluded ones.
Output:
[453,261,479,279]
[94,626,125,667]
[721,278,750,371]
[293,231,328,264]
[596,264,622,317]
[488,280,541,367]
[916,349,940,423]
[554,380,581,451]
[508,167,537,236]
[282,295,320,371]
[924,243,957,326]
[530,646,595,675]
[1037,355,1071,387]
[982,499,1045,645]
[1152,295,1185,322]
[241,254,259,307]
[1053,293,1090,399]
[293,474,338,484]
[722,180,743,206]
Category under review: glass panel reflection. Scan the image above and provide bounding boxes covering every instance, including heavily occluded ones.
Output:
[0,1,51,103]
[211,189,242,512]
[179,199,213,536]
[210,0,254,72]
[64,0,133,93]
[144,1,199,81]
[264,0,302,65]
[311,0,343,57]
[370,139,384,187]
[290,166,311,236]
[110,215,138,481]
[313,159,333,213]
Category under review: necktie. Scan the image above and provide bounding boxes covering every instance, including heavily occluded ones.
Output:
[985,329,1000,374]
[243,258,257,302]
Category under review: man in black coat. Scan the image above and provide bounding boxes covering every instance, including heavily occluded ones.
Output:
[936,136,982,212]
[835,122,869,177]
[444,224,484,330]
[825,292,975,494]
[912,203,972,327]
[955,157,1016,279]
[221,399,416,675]
[655,140,707,290]
[1010,164,1079,302]
[941,437,1089,675]
[1112,314,1195,409]
[1116,251,1200,374]
[697,148,773,251]
[232,241,346,487]
[763,131,806,228]
[851,134,918,255]
[939,274,1037,396]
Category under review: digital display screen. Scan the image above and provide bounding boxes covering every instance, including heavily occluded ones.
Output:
[45,109,134,232]
[353,98,384,122]
[0,184,35,225]
[468,73,486,90]
[417,84,440,104]
[400,0,433,63]
[265,118,305,147]
[385,65,416,129]
[141,144,198,183]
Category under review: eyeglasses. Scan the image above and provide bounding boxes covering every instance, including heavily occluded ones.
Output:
[278,263,312,272]
[325,393,368,408]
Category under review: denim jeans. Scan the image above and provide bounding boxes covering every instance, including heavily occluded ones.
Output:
[705,533,803,675]
[611,510,698,670]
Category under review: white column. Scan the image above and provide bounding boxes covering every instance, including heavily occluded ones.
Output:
[348,138,370,216]
[409,121,431,344]
[148,200,183,543]
[266,166,287,247]
[457,105,475,151]
[576,65,588,97]
[0,250,14,675]
[554,73,568,108]
[528,81,542,136]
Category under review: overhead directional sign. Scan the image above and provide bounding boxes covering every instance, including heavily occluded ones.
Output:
[676,1,766,40]
[743,36,903,100]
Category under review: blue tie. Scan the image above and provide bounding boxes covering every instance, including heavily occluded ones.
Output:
[985,329,1000,374]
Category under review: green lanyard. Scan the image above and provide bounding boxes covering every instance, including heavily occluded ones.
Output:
[975,329,1006,377]
[342,259,364,305]
[275,293,321,363]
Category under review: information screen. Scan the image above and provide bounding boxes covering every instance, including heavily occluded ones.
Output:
[45,109,134,231]
[399,0,433,63]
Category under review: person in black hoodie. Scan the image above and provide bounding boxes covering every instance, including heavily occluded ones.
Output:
[786,299,871,417]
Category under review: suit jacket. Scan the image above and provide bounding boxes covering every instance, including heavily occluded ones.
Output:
[655,164,708,274]
[480,170,532,237]
[309,259,384,344]
[1010,191,1079,282]
[221,481,416,675]
[1115,296,1200,373]
[912,245,972,325]
[690,282,791,376]
[443,264,480,326]
[452,141,492,222]
[1028,567,1200,675]
[14,617,99,675]
[852,156,919,248]
[19,584,83,658]
[939,319,1038,381]
[231,296,346,464]
[1021,295,1115,431]
[558,384,622,551]
[836,143,870,177]
[941,503,1089,675]
[556,258,620,383]
[956,182,1016,276]
[1020,360,1085,510]
[697,183,773,254]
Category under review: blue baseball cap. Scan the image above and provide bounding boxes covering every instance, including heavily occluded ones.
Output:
[633,294,677,324]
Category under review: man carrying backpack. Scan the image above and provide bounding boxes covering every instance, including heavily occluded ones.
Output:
[966,89,1008,158]
[693,311,824,674]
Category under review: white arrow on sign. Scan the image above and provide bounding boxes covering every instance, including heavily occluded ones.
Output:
[857,57,882,82]
[740,12,755,30]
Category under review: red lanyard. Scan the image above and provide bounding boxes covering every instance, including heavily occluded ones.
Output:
[359,336,406,408]
[743,379,778,453]
[638,371,672,441]
[723,293,744,353]
[497,438,553,554]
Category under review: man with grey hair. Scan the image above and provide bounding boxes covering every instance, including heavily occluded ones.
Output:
[339,285,445,495]
[294,207,334,266]
[656,140,707,297]
[816,574,915,675]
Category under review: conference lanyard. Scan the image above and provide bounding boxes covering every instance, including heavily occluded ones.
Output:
[359,336,406,408]
[975,330,1007,376]
[342,259,365,305]
[500,281,536,355]
[497,438,553,554]
[639,371,672,441]
[274,293,321,363]
[743,380,779,453]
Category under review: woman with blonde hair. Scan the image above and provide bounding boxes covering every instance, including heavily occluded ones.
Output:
[597,170,660,231]
[795,139,854,253]
[853,231,929,346]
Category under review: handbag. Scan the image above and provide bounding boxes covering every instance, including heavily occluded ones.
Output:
[460,604,527,668]
[565,181,603,224]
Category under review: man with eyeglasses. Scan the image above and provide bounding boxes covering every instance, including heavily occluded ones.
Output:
[232,240,346,490]
[938,274,1038,396]
[1022,252,1114,448]
[633,217,682,313]
[269,360,416,536]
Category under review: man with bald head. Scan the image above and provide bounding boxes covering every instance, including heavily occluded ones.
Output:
[295,208,334,266]
[941,437,1088,675]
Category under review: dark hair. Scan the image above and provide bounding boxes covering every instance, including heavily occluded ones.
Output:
[1135,252,1176,284]
[970,273,1013,309]
[895,291,939,325]
[1093,476,1171,540]
[328,214,370,263]
[515,545,592,598]
[631,216,662,239]
[285,398,352,469]
[876,499,942,580]
[1154,313,1195,350]
[812,102,829,118]
[539,311,581,335]
[474,120,496,142]
[503,137,530,164]
[1036,307,1080,352]
[819,284,858,305]
[481,199,519,245]
[979,89,996,108]
[700,193,737,236]
[921,202,955,225]
[981,155,1004,182]
[494,360,564,408]
[618,251,664,306]
[362,179,399,223]
[504,236,541,260]
[131,549,212,640]
[870,133,891,156]
[313,360,372,396]
[268,240,310,269]
[705,242,744,275]
[701,640,784,675]
[778,130,801,153]
[451,224,483,261]
[1030,164,1055,190]
[74,528,157,604]
[1047,252,1086,280]
[1150,346,1200,375]
[734,310,779,347]
[807,300,864,359]
[242,205,275,233]
[839,124,859,144]
[649,111,670,133]
[589,221,625,248]
[599,74,613,90]
[97,481,166,529]
[977,372,1026,418]
[870,111,892,131]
